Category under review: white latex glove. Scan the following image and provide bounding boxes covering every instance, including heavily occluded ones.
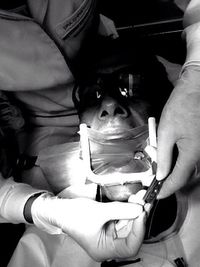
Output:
[155,21,200,198]
[157,65,200,198]
[31,194,145,262]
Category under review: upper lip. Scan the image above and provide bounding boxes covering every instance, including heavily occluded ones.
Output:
[100,127,130,135]
[95,119,132,133]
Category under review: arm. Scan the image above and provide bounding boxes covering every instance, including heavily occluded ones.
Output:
[156,0,200,198]
[0,174,145,261]
[0,175,45,224]
[183,0,200,65]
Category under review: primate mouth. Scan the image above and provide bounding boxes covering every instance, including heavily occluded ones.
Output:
[99,182,144,202]
[79,123,155,201]
[87,117,141,136]
[93,151,152,201]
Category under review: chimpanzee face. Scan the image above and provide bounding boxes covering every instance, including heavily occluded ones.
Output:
[74,71,151,133]
[38,58,172,202]
[73,71,156,201]
[72,57,172,201]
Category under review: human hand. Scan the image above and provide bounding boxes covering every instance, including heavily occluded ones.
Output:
[156,66,200,198]
[31,194,145,262]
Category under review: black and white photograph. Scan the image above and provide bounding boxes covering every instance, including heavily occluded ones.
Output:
[0,1,199,266]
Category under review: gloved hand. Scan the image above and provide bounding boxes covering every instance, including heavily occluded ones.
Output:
[31,194,145,261]
[157,65,200,198]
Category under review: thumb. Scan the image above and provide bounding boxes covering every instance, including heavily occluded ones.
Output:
[158,151,195,198]
[103,202,143,222]
[156,123,175,181]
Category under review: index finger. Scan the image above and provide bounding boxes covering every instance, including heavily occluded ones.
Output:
[156,124,175,181]
[158,151,195,198]
[103,202,143,221]
[113,212,146,258]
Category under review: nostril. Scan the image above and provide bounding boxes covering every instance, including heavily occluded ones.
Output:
[100,110,109,118]
[99,105,128,119]
[98,97,128,119]
[114,107,126,116]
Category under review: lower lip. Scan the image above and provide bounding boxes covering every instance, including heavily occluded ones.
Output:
[101,182,143,201]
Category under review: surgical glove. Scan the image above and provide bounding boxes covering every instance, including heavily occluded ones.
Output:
[157,65,200,198]
[31,193,145,261]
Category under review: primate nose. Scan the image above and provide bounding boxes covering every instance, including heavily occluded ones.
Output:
[98,96,128,120]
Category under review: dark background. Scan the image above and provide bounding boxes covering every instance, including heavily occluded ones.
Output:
[0,0,186,63]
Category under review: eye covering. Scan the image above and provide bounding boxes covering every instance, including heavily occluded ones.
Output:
[73,72,143,111]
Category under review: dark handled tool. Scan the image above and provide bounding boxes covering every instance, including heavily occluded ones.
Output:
[143,176,164,205]
[143,161,164,205]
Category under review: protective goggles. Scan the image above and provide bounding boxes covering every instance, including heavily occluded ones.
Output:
[73,72,144,110]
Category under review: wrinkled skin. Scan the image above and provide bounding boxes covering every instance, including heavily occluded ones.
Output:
[80,95,148,133]
[36,44,173,262]
[78,77,150,201]
[77,61,171,201]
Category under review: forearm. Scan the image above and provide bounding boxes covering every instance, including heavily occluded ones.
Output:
[0,175,68,235]
[0,175,45,224]
[182,0,200,63]
[183,0,200,27]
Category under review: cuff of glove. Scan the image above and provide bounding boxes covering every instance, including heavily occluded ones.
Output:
[31,193,63,235]
[0,179,46,224]
[179,60,200,79]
